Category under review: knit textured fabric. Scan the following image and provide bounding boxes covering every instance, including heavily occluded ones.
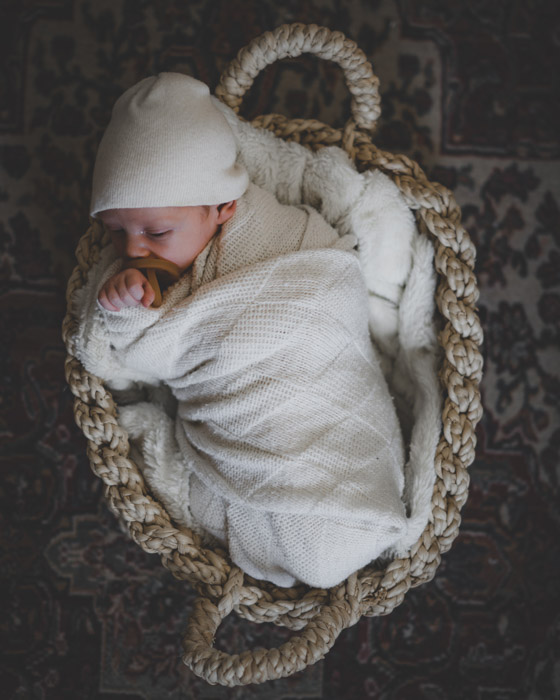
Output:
[72,183,408,588]
[90,73,249,215]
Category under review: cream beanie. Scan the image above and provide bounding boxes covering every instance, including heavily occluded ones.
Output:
[90,73,249,215]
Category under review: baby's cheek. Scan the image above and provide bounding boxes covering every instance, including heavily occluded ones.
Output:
[109,233,126,257]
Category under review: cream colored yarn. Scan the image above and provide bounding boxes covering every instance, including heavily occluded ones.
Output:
[63,23,483,687]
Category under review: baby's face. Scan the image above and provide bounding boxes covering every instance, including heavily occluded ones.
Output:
[98,203,234,272]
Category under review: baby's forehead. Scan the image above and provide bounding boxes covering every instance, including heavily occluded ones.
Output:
[98,205,201,225]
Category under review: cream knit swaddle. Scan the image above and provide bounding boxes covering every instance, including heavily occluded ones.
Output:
[73,183,408,588]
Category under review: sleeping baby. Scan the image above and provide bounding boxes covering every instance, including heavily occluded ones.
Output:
[73,72,410,589]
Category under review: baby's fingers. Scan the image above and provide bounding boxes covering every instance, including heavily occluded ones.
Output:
[98,286,122,312]
[140,281,156,308]
[128,281,146,302]
[115,274,145,307]
[98,269,157,311]
[121,269,156,308]
[124,270,156,308]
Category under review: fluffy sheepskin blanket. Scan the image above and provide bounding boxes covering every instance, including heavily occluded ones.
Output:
[71,106,441,589]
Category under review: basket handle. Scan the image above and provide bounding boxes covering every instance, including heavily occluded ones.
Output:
[181,568,361,685]
[216,23,381,132]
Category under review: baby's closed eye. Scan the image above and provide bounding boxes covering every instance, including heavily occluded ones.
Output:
[147,230,172,238]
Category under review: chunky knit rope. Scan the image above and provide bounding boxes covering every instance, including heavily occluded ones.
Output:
[62,23,483,687]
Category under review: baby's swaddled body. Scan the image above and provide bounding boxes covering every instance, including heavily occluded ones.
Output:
[74,183,408,588]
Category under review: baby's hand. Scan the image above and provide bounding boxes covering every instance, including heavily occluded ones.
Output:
[98,268,156,311]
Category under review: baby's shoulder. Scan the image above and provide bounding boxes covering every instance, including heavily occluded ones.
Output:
[238,182,307,222]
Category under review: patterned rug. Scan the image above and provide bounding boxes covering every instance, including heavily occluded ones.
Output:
[1,1,559,698]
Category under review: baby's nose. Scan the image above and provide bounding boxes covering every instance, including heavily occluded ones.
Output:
[123,237,150,259]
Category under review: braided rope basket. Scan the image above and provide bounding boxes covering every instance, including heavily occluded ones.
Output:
[62,24,483,687]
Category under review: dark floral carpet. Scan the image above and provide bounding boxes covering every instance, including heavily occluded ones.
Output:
[1,1,559,698]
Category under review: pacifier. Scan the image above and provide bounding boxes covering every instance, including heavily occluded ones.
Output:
[124,257,182,308]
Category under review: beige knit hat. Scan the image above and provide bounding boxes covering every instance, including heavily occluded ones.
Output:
[90,73,249,215]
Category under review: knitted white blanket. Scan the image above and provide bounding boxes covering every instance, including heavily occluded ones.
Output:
[71,111,441,589]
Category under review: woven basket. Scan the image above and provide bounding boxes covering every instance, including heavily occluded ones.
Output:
[62,23,483,687]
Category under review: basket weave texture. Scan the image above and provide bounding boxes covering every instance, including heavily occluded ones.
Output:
[62,24,483,687]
